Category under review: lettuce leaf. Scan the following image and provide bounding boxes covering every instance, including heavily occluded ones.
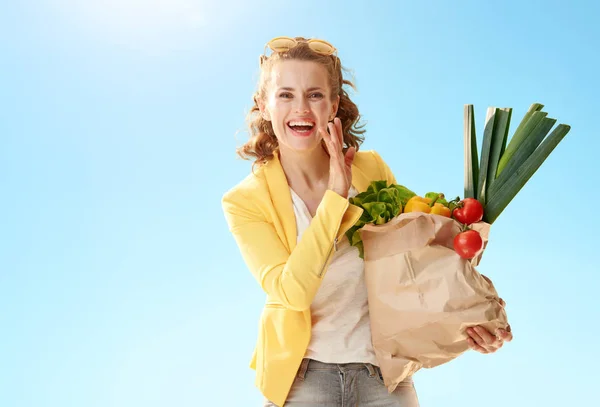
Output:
[346,181,416,258]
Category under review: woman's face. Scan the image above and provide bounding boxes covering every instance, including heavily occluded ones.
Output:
[260,60,339,154]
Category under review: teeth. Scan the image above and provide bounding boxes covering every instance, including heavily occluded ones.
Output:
[288,121,314,127]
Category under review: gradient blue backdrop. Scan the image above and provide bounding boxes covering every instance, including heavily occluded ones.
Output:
[2,1,598,406]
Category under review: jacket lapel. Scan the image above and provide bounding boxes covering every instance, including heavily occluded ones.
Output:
[263,152,297,253]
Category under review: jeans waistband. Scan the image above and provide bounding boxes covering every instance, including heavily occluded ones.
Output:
[297,358,380,380]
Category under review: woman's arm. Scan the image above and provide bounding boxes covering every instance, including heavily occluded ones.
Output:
[222,188,360,312]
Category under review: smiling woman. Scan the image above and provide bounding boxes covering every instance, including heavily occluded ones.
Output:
[222,36,421,407]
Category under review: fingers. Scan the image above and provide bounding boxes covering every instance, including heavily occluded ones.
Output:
[498,330,513,342]
[320,125,337,156]
[476,326,498,345]
[344,146,356,167]
[322,120,345,164]
[467,327,485,347]
[467,326,503,354]
[321,117,345,152]
[497,325,513,342]
[334,117,343,145]
[329,119,344,151]
[327,121,339,150]
[467,337,488,354]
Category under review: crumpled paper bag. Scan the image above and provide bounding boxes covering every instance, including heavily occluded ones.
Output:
[360,211,508,393]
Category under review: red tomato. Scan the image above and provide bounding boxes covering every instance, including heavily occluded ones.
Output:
[452,198,484,225]
[453,230,483,259]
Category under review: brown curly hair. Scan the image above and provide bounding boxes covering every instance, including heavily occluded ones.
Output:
[236,37,366,167]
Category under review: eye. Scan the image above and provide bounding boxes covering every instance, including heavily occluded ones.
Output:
[279,92,293,99]
[309,92,324,99]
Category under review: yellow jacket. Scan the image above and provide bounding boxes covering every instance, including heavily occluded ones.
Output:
[222,149,396,406]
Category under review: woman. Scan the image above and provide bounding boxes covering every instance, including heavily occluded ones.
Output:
[222,36,512,407]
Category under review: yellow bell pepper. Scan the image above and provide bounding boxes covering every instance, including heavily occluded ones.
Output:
[404,196,432,213]
[404,193,450,216]
[430,202,451,217]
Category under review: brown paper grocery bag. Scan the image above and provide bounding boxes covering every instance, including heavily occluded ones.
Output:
[360,211,508,393]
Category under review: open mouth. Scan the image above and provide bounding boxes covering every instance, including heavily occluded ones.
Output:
[287,120,316,135]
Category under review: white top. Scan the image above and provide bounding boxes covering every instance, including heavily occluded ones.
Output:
[290,186,379,366]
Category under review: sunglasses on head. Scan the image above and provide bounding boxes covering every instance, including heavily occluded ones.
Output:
[260,36,338,66]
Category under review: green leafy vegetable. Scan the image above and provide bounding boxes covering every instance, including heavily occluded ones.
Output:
[463,102,571,224]
[425,192,449,206]
[464,104,479,199]
[346,181,416,258]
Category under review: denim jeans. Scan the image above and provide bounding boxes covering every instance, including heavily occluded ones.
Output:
[264,358,420,407]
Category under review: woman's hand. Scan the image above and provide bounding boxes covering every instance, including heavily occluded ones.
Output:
[320,117,355,198]
[467,298,513,354]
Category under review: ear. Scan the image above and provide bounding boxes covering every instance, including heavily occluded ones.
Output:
[330,95,340,121]
[257,97,271,121]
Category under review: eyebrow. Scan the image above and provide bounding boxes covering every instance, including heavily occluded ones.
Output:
[278,87,324,92]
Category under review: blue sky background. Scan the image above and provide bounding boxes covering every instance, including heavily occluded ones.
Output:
[1,1,598,406]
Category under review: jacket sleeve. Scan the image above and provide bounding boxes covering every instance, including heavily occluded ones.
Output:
[222,189,361,312]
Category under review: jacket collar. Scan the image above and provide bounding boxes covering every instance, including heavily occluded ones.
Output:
[262,150,370,253]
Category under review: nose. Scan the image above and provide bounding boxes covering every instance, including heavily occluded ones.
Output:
[293,96,310,114]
